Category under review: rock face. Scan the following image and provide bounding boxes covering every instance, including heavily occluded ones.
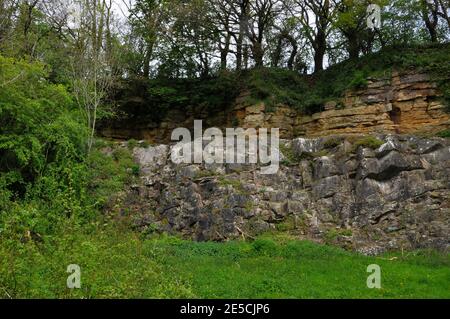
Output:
[298,71,450,136]
[120,134,450,254]
[100,70,449,142]
[232,96,298,139]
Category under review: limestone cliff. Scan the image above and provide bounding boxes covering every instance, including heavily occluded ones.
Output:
[114,134,450,255]
[99,67,450,254]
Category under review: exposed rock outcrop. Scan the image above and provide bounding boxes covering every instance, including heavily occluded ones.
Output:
[298,71,449,136]
[118,134,450,255]
[100,70,449,142]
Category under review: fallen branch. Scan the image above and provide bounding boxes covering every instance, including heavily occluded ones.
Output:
[235,225,255,241]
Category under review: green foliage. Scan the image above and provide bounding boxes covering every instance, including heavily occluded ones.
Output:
[0,56,136,240]
[323,138,343,149]
[0,225,194,298]
[194,170,219,179]
[217,177,244,193]
[0,56,88,232]
[131,164,141,177]
[112,44,450,121]
[352,136,384,151]
[243,67,309,111]
[280,143,301,166]
[241,44,450,114]
[3,232,446,298]
[280,143,330,165]
[275,216,298,232]
[437,130,450,138]
[250,44,450,114]
[251,238,278,256]
[349,71,369,89]
[127,139,139,150]
[85,146,136,210]
[115,72,240,123]
[325,228,353,244]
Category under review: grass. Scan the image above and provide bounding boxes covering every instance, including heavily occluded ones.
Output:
[1,139,448,299]
[242,43,450,114]
[437,130,450,138]
[323,137,343,149]
[1,227,448,299]
[351,136,384,151]
[162,236,449,299]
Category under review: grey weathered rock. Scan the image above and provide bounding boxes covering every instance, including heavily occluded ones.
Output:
[292,137,324,156]
[133,145,168,175]
[122,134,450,254]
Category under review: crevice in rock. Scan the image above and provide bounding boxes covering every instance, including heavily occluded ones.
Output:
[371,209,396,225]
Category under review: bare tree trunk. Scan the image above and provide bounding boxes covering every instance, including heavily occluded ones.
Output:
[271,36,282,67]
[313,30,326,73]
[421,0,439,43]
[219,33,231,70]
[346,31,360,59]
[252,41,264,67]
[72,0,114,153]
[236,17,245,71]
[143,42,154,78]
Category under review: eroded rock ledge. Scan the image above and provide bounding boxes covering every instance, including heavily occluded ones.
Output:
[116,134,450,255]
[101,70,450,143]
[296,71,449,137]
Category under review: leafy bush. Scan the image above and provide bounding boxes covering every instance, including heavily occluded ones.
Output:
[323,138,342,149]
[113,71,240,123]
[85,146,136,210]
[0,58,138,238]
[251,238,277,256]
[127,139,139,150]
[349,71,368,89]
[0,56,90,237]
[0,56,87,198]
[245,43,450,114]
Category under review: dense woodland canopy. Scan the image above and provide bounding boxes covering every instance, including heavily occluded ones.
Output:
[1,1,449,126]
[1,0,449,79]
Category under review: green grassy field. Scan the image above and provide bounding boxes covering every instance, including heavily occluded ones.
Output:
[1,225,448,299]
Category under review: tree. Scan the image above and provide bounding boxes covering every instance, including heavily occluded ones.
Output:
[334,0,380,59]
[437,0,450,29]
[156,0,218,78]
[0,56,87,198]
[71,0,117,152]
[421,0,440,42]
[127,0,169,78]
[0,0,20,48]
[269,11,305,70]
[209,0,234,70]
[243,0,281,67]
[293,0,339,73]
[222,0,250,71]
